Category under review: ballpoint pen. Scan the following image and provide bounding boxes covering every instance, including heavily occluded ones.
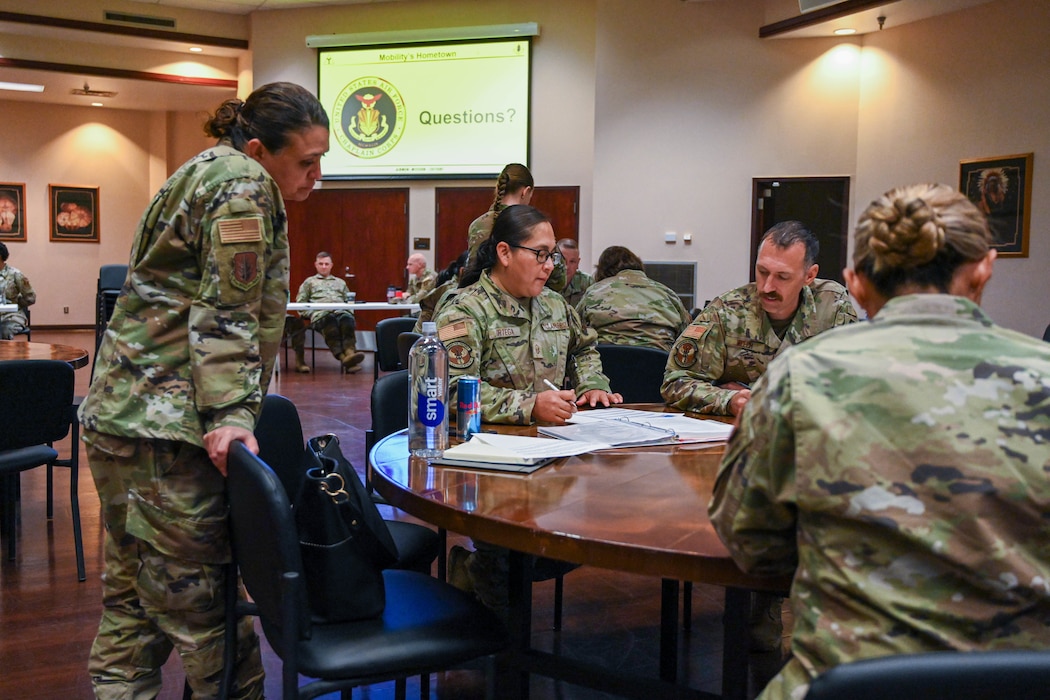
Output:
[542,378,561,392]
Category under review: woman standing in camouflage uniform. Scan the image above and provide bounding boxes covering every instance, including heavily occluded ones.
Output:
[711,183,1050,699]
[79,83,329,699]
[436,204,621,614]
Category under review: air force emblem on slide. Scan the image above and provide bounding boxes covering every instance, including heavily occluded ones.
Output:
[333,77,406,159]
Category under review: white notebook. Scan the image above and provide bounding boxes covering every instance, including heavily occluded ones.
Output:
[538,408,733,446]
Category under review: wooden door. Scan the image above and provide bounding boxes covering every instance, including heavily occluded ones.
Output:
[285,188,409,329]
[434,186,580,270]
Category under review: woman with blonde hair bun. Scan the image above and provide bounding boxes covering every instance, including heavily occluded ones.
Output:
[709,183,1050,700]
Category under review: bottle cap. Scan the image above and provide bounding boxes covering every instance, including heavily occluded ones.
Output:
[422,321,437,334]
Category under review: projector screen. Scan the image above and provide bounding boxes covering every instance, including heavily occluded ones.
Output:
[317,38,531,179]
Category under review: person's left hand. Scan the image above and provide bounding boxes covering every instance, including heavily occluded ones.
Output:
[576,389,624,409]
[203,426,259,476]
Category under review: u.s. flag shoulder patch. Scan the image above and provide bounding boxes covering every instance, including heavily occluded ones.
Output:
[439,320,471,341]
[216,216,264,244]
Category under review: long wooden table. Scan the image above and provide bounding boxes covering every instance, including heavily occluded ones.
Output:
[0,339,90,369]
[370,419,791,700]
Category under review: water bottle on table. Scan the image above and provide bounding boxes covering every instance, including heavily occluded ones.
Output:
[408,321,449,457]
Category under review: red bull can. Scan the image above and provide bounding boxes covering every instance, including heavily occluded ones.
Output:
[457,376,482,440]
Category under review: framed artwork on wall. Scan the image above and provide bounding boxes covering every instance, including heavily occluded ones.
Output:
[0,183,27,242]
[959,153,1033,258]
[49,184,100,243]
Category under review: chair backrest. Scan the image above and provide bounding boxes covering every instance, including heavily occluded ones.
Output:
[0,360,74,451]
[595,344,669,403]
[227,442,311,647]
[374,316,418,374]
[1043,323,1050,342]
[804,650,1050,700]
[397,331,422,369]
[96,264,128,354]
[255,394,307,502]
[370,369,409,442]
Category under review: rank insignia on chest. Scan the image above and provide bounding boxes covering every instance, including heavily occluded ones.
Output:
[231,251,259,290]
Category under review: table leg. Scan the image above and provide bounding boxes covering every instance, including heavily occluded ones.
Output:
[721,587,751,700]
[504,549,532,700]
[660,578,680,682]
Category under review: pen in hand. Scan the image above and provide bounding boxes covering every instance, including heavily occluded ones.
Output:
[543,378,577,413]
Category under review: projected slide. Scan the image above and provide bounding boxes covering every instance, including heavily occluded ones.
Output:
[318,38,531,179]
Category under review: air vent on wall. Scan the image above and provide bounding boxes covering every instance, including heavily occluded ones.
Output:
[104,10,177,29]
[644,261,697,312]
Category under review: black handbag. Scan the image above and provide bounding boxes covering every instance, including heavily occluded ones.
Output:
[293,433,400,622]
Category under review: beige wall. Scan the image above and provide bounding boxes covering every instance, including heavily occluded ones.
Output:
[2,0,1048,336]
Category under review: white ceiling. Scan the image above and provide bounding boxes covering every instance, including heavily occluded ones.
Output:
[0,0,996,112]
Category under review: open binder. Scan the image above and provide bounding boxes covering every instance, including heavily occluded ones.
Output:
[538,408,734,447]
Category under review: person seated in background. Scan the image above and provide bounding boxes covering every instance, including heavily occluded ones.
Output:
[557,238,593,307]
[467,162,568,292]
[662,221,857,417]
[576,245,691,351]
[414,250,467,330]
[435,204,622,616]
[403,252,437,304]
[711,183,1050,700]
[295,251,364,372]
[661,220,857,651]
[0,241,35,339]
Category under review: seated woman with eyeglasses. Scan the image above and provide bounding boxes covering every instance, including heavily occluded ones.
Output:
[435,204,622,425]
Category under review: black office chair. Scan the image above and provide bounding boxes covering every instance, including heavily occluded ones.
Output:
[0,360,84,581]
[94,264,128,374]
[804,650,1050,700]
[256,393,440,576]
[1042,323,1050,342]
[397,331,422,370]
[226,442,507,700]
[596,344,669,403]
[374,316,417,379]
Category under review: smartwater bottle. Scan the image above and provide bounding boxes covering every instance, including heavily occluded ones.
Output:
[408,322,449,458]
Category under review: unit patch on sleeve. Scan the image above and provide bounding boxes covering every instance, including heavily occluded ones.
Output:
[230,251,260,291]
[447,341,474,369]
[673,339,699,368]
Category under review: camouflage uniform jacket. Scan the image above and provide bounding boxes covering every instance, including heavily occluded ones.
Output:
[296,273,352,324]
[711,294,1050,700]
[576,269,691,351]
[414,278,457,330]
[466,208,567,292]
[79,144,288,444]
[434,270,611,424]
[561,270,593,308]
[404,268,438,303]
[661,278,857,414]
[0,262,35,330]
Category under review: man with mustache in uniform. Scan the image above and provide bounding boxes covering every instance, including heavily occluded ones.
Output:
[661,220,858,652]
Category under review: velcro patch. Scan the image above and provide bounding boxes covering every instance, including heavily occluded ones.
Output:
[540,321,569,332]
[673,339,699,368]
[447,341,474,369]
[488,326,521,339]
[230,251,260,291]
[683,323,708,339]
[216,216,263,244]
[439,320,470,341]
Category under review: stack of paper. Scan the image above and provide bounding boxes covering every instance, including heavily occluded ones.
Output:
[432,432,610,473]
[539,408,734,446]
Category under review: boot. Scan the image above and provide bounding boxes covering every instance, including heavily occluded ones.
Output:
[294,350,311,374]
[340,349,365,372]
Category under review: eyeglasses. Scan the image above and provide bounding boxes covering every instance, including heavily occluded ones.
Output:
[510,244,563,266]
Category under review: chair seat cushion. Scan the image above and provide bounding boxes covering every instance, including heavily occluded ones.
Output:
[0,445,59,473]
[270,570,507,681]
[386,520,441,575]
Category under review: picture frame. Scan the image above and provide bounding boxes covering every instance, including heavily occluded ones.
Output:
[959,153,1033,258]
[49,184,100,243]
[0,183,27,242]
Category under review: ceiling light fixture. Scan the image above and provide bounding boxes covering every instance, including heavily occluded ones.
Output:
[91,102,104,107]
[0,81,45,93]
[834,28,856,35]
[189,46,203,52]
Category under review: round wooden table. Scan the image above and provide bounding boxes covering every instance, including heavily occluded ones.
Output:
[371,423,791,700]
[0,340,90,369]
